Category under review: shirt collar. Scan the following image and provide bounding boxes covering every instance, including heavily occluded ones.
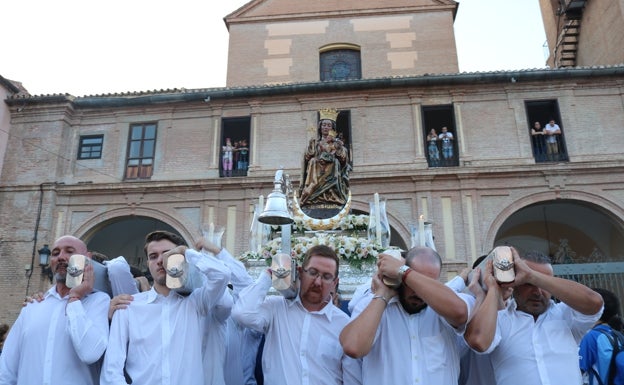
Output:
[45,286,60,299]
[146,287,186,303]
[45,285,96,300]
[289,295,335,322]
[145,287,160,303]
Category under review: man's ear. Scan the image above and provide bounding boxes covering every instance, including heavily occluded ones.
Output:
[86,251,93,259]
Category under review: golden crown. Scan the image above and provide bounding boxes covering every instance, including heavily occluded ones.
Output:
[319,108,339,122]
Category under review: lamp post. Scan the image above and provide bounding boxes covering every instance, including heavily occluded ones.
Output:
[38,244,53,283]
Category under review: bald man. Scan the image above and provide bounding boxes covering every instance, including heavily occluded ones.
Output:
[340,247,474,385]
[0,235,110,385]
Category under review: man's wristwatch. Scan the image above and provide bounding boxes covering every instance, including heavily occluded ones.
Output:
[397,265,411,282]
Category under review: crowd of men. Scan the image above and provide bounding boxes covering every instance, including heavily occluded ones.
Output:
[0,231,610,385]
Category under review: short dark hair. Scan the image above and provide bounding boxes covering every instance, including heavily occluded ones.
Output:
[90,251,109,264]
[144,230,186,256]
[592,288,622,325]
[302,245,339,277]
[0,323,9,338]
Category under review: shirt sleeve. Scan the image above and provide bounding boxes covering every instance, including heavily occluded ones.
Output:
[450,292,476,334]
[564,302,603,342]
[0,310,24,385]
[231,272,273,333]
[445,275,467,293]
[215,248,254,296]
[65,292,110,364]
[105,256,139,296]
[212,290,234,323]
[186,248,232,316]
[342,355,363,385]
[100,306,130,385]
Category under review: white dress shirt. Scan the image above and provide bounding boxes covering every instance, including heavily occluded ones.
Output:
[232,273,362,385]
[444,274,497,385]
[100,249,230,385]
[544,123,561,143]
[482,299,602,385]
[202,247,258,385]
[0,287,109,385]
[351,290,474,385]
[105,256,139,296]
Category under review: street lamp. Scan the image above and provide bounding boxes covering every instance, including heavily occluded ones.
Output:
[38,244,53,282]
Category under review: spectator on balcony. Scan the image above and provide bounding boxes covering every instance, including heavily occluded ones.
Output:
[544,119,562,161]
[438,126,454,165]
[222,138,235,177]
[232,140,240,175]
[530,121,546,161]
[427,128,440,167]
[237,138,249,171]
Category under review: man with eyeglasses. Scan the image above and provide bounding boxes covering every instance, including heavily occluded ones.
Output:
[232,244,361,385]
[340,246,474,385]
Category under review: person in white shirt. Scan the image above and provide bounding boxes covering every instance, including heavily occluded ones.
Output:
[464,249,604,385]
[100,230,231,385]
[232,245,361,385]
[544,119,562,160]
[340,247,474,385]
[438,126,454,164]
[449,257,514,385]
[0,235,110,385]
[199,243,262,385]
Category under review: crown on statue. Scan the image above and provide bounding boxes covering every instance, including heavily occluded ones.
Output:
[319,108,339,122]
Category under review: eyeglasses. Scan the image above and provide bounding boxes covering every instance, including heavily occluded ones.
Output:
[302,268,336,283]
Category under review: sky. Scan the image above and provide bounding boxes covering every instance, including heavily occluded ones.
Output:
[2,0,547,97]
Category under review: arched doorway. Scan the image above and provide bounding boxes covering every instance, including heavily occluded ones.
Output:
[86,216,183,273]
[495,199,624,310]
[494,199,623,261]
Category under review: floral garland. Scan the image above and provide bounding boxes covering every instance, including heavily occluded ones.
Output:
[288,214,369,234]
[239,214,401,268]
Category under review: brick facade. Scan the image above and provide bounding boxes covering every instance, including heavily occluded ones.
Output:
[1,0,623,324]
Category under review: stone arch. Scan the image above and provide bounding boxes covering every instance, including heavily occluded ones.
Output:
[485,190,624,261]
[72,207,199,271]
[75,207,196,243]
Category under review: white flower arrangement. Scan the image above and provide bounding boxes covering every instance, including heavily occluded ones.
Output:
[259,232,397,268]
[272,214,370,234]
[241,214,401,268]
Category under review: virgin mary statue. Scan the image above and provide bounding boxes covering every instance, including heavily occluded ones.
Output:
[298,108,351,218]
